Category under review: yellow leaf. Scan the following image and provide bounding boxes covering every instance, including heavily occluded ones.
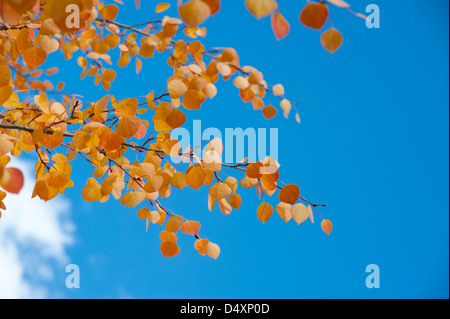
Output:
[276,202,292,223]
[156,2,171,13]
[179,0,211,26]
[290,203,309,225]
[321,28,343,53]
[0,65,11,87]
[116,116,141,138]
[170,172,187,189]
[168,79,188,99]
[22,46,47,69]
[160,230,177,242]
[120,191,145,207]
[39,36,59,54]
[229,193,242,209]
[195,238,209,256]
[200,0,220,15]
[209,182,231,199]
[101,4,119,21]
[205,242,220,259]
[166,215,184,232]
[186,166,206,189]
[82,178,102,202]
[182,89,202,110]
[137,207,150,220]
[257,202,273,223]
[245,0,277,19]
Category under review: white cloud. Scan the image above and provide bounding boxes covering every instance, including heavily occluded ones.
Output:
[0,158,75,299]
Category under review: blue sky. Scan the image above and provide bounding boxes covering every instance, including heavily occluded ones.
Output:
[1,0,448,299]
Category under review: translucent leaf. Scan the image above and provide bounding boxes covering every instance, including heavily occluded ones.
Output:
[299,2,329,30]
[291,203,309,225]
[179,0,211,26]
[160,241,181,257]
[168,79,188,99]
[209,182,231,199]
[100,4,119,21]
[165,215,184,232]
[186,166,206,189]
[22,46,47,69]
[156,2,171,13]
[321,219,333,235]
[326,0,350,8]
[120,191,145,207]
[180,220,201,235]
[257,202,273,224]
[229,193,242,210]
[321,28,343,53]
[0,167,24,194]
[276,202,292,223]
[278,184,300,204]
[205,242,220,259]
[245,0,277,19]
[271,12,290,40]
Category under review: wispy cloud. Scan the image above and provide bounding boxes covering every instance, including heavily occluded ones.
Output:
[0,158,75,299]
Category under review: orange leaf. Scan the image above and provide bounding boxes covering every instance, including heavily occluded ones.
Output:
[166,215,184,232]
[160,230,178,242]
[209,182,232,199]
[321,219,333,235]
[116,116,141,138]
[186,166,206,189]
[195,238,209,256]
[299,2,329,30]
[245,0,277,19]
[156,2,171,13]
[100,4,119,21]
[229,193,242,209]
[271,12,290,40]
[321,28,343,53]
[179,0,211,26]
[278,184,300,205]
[263,105,277,119]
[120,191,145,207]
[180,220,201,235]
[160,241,181,257]
[22,46,47,69]
[0,167,24,194]
[182,90,202,110]
[257,202,273,223]
[200,0,220,15]
[0,65,11,87]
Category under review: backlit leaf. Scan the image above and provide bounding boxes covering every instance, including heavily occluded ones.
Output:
[321,28,343,53]
[180,220,201,235]
[278,184,300,204]
[321,219,333,235]
[160,241,181,257]
[271,12,290,40]
[245,0,277,19]
[299,2,329,30]
[257,202,273,223]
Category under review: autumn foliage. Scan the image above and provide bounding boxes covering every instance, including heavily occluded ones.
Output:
[0,0,364,258]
